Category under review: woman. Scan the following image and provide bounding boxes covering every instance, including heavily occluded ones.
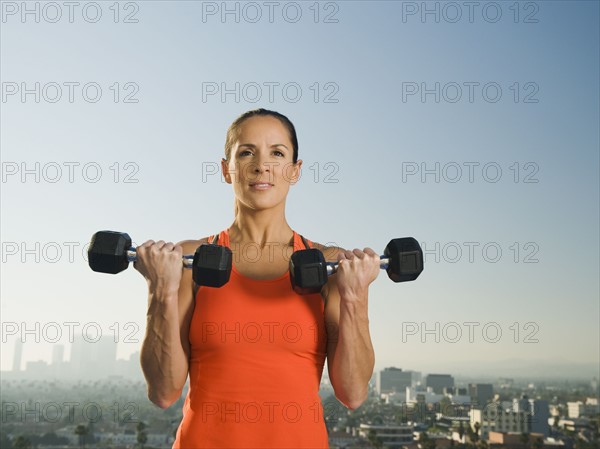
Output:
[134,109,379,448]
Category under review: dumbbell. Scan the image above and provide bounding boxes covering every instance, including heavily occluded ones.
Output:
[88,231,232,287]
[289,237,424,295]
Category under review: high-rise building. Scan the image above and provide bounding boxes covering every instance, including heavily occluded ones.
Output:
[506,395,550,437]
[70,335,117,379]
[376,367,419,395]
[25,360,50,380]
[12,340,23,371]
[358,424,413,447]
[50,344,65,377]
[426,374,454,394]
[471,405,530,439]
[528,399,549,436]
[52,344,64,365]
[567,401,585,418]
[469,384,494,408]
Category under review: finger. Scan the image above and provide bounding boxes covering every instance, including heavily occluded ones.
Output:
[344,249,355,259]
[164,242,175,251]
[363,247,378,258]
[139,240,155,248]
[352,248,365,258]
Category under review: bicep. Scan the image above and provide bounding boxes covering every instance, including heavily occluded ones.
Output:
[176,239,207,362]
[318,243,345,365]
[177,269,194,362]
[323,277,341,367]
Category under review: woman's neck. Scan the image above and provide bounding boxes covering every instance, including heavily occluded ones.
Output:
[229,207,293,247]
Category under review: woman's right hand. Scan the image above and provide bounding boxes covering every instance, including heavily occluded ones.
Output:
[133,240,184,295]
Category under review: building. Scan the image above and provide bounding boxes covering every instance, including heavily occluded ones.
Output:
[513,396,549,436]
[51,344,65,377]
[328,429,358,448]
[585,397,599,415]
[471,398,550,439]
[406,386,444,406]
[358,424,413,448]
[469,383,494,408]
[471,405,530,439]
[51,344,64,365]
[426,374,454,394]
[12,340,23,371]
[567,401,585,418]
[70,335,117,379]
[377,367,419,395]
[24,360,50,380]
[436,415,471,438]
[447,387,471,407]
[558,417,593,432]
[488,431,545,446]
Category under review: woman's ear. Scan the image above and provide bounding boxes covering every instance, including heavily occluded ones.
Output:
[288,159,303,185]
[221,158,232,184]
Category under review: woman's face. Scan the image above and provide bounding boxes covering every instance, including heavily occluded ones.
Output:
[222,115,301,213]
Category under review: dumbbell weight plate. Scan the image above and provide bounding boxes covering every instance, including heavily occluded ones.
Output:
[384,237,423,282]
[88,231,132,274]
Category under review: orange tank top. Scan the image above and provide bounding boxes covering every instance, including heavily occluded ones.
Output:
[173,229,329,449]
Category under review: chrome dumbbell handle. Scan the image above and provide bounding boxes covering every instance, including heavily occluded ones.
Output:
[125,248,194,269]
[325,256,391,276]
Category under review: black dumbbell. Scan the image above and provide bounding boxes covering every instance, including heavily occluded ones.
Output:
[88,231,232,288]
[289,237,424,295]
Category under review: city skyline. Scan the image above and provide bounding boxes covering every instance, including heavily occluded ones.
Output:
[2,2,598,383]
[3,337,598,382]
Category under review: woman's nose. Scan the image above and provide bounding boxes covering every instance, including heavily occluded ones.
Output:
[253,159,271,173]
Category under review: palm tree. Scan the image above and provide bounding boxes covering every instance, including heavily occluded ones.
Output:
[368,429,383,449]
[457,421,466,444]
[136,421,148,449]
[74,424,88,449]
[471,422,480,444]
[531,437,544,449]
[13,436,32,449]
[520,432,530,448]
[420,432,437,449]
[420,431,430,448]
[466,426,477,446]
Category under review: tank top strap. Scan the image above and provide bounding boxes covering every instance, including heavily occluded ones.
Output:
[210,228,312,252]
[293,231,313,251]
[206,230,229,247]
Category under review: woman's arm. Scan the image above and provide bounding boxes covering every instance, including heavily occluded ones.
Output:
[138,239,204,409]
[320,245,379,410]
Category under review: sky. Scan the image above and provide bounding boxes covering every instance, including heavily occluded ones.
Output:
[1,1,599,380]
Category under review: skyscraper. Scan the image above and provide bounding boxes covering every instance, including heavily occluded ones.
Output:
[513,395,550,437]
[70,335,117,379]
[12,340,23,372]
[426,374,454,394]
[376,367,419,395]
[469,383,494,408]
[52,344,64,365]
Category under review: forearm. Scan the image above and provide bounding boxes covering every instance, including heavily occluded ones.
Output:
[329,295,375,410]
[141,289,189,408]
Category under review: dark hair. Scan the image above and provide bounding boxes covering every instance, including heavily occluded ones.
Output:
[224,108,299,163]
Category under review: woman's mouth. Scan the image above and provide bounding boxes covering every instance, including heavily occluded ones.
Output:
[249,182,273,190]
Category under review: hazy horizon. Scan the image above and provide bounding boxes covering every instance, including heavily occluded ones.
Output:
[2,1,598,382]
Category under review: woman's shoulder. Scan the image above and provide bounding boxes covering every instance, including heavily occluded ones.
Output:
[309,240,346,263]
[176,236,211,253]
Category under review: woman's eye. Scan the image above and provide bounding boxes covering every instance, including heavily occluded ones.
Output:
[239,150,252,156]
[273,150,284,157]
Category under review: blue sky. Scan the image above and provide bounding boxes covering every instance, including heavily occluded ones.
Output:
[1,1,598,379]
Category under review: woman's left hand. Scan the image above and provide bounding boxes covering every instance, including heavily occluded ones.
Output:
[335,248,381,302]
